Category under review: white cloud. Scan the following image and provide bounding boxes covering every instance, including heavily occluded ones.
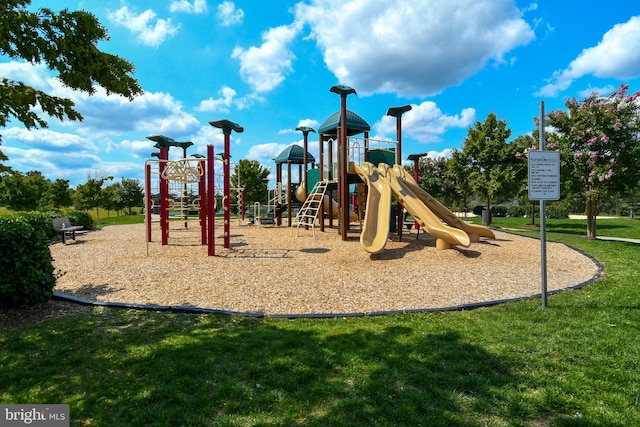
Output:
[577,85,616,99]
[1,128,150,186]
[119,139,157,159]
[374,102,476,143]
[187,125,226,156]
[232,23,302,93]
[0,60,200,139]
[196,86,238,113]
[108,6,180,47]
[170,0,207,14]
[0,62,53,90]
[294,0,534,97]
[3,145,99,171]
[195,87,263,112]
[246,142,289,165]
[537,15,640,97]
[67,89,201,137]
[2,127,97,152]
[278,119,320,135]
[217,1,244,26]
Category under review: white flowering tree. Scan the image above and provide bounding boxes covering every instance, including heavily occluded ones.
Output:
[545,84,640,238]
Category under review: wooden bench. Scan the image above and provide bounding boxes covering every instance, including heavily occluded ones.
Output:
[52,217,84,244]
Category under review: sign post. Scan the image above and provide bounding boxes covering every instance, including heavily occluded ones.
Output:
[528,101,560,308]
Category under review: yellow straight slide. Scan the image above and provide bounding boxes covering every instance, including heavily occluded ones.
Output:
[352,163,392,254]
[379,164,471,250]
[392,165,495,241]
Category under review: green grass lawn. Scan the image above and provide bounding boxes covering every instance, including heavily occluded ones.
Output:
[469,215,640,239]
[1,221,640,425]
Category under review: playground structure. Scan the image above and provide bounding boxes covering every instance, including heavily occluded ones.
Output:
[278,84,494,253]
[144,120,244,256]
[143,85,493,255]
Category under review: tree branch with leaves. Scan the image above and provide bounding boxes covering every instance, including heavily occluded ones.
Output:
[0,0,142,150]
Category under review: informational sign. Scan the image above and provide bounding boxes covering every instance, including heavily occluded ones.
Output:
[528,150,560,201]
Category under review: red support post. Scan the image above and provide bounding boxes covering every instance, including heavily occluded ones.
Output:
[319,133,325,232]
[414,159,420,231]
[159,147,169,246]
[330,84,357,241]
[199,159,207,245]
[340,101,349,241]
[223,134,231,248]
[207,145,215,256]
[209,119,243,249]
[145,163,152,242]
[287,161,292,227]
[386,105,412,238]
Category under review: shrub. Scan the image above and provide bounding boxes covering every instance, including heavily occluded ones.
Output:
[472,205,485,216]
[507,205,526,218]
[17,211,58,240]
[491,206,508,217]
[546,202,569,219]
[64,210,94,230]
[0,215,56,308]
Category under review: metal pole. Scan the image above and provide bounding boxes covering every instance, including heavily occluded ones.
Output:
[159,147,169,246]
[539,101,548,308]
[340,97,349,240]
[199,159,207,245]
[207,145,215,256]
[145,162,152,243]
[223,134,231,248]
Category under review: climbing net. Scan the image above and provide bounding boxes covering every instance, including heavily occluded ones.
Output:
[145,158,221,231]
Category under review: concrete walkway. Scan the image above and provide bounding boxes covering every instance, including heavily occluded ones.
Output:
[595,236,640,244]
[500,227,640,244]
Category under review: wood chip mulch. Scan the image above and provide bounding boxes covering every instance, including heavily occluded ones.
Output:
[45,221,602,317]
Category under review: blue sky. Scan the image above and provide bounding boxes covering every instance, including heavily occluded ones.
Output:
[1,0,640,187]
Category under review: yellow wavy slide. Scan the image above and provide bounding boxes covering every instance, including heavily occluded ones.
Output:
[351,163,392,254]
[392,165,495,241]
[378,163,471,250]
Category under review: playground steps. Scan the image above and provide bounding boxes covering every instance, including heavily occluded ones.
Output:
[292,180,330,236]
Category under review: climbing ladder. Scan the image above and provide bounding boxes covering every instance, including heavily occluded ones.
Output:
[292,180,330,236]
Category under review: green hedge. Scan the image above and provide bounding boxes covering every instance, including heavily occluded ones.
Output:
[472,205,485,216]
[61,209,94,230]
[491,206,508,217]
[507,205,526,217]
[0,215,56,308]
[546,202,569,219]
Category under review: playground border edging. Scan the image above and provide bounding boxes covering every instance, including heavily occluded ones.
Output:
[52,236,604,319]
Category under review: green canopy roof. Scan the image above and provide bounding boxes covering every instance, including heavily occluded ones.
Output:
[273,144,316,165]
[318,110,370,137]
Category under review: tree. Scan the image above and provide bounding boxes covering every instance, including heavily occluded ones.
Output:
[0,143,10,174]
[512,134,539,224]
[545,84,640,238]
[116,177,144,215]
[230,160,270,213]
[411,157,459,208]
[0,170,51,211]
[100,183,120,217]
[73,174,113,223]
[0,0,142,158]
[49,178,73,208]
[450,113,528,225]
